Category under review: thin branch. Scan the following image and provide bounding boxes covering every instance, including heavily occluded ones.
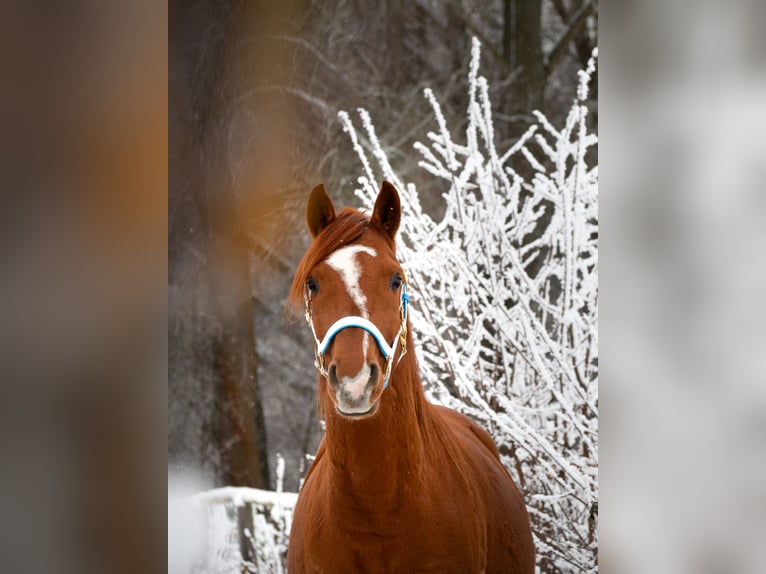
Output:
[545,0,594,78]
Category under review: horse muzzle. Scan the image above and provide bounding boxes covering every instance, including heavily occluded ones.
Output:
[329,362,381,417]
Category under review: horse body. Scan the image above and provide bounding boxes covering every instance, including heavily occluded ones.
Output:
[287,183,534,573]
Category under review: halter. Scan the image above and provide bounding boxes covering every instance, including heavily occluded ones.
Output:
[304,271,409,390]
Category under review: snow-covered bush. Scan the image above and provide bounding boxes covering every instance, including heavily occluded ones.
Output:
[340,39,598,572]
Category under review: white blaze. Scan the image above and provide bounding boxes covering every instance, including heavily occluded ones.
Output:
[325,245,376,360]
[341,364,371,401]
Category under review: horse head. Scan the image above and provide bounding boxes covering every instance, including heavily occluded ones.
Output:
[290,182,409,419]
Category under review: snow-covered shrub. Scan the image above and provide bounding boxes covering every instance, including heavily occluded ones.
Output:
[339,39,598,573]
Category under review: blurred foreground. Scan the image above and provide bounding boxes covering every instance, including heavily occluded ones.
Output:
[600,1,766,572]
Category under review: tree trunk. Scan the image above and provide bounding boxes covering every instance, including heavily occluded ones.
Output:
[169,0,270,489]
[210,213,270,488]
[514,0,545,113]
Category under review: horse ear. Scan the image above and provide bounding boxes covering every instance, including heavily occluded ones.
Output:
[371,181,401,239]
[306,184,336,238]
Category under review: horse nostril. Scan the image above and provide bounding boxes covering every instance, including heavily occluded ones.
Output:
[368,363,379,387]
[328,364,340,389]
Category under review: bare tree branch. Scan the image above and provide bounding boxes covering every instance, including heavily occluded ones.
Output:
[545,0,595,77]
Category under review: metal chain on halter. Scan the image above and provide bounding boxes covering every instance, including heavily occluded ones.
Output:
[397,270,409,364]
[303,284,328,378]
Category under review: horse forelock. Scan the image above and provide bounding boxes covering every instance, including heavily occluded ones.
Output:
[286,207,394,319]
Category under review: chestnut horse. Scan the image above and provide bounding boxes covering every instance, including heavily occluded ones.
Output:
[286,182,534,573]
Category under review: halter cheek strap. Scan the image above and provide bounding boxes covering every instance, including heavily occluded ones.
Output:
[304,278,409,390]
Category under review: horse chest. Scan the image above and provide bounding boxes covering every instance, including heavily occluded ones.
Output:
[306,527,480,574]
[302,488,483,573]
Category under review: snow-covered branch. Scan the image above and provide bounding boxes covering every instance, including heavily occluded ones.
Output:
[343,40,598,573]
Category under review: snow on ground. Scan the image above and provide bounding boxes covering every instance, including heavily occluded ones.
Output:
[170,485,298,574]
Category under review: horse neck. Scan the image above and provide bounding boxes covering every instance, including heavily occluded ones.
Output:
[322,340,430,505]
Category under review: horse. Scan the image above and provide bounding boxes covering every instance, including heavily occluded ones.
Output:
[286,181,535,573]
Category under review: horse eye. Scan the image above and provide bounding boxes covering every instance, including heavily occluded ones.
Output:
[389,273,403,291]
[307,277,319,294]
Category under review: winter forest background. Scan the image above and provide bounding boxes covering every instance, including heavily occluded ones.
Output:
[169,1,598,572]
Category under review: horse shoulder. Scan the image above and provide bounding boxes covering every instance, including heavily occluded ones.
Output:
[431,404,502,462]
[431,404,535,574]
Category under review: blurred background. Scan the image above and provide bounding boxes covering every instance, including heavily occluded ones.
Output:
[600,1,766,572]
[168,0,598,492]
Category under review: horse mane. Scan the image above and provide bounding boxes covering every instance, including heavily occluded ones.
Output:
[285,207,371,319]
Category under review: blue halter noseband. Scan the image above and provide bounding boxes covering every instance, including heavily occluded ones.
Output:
[304,275,409,389]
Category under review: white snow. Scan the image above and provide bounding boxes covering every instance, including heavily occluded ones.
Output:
[189,486,299,509]
[171,485,299,574]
